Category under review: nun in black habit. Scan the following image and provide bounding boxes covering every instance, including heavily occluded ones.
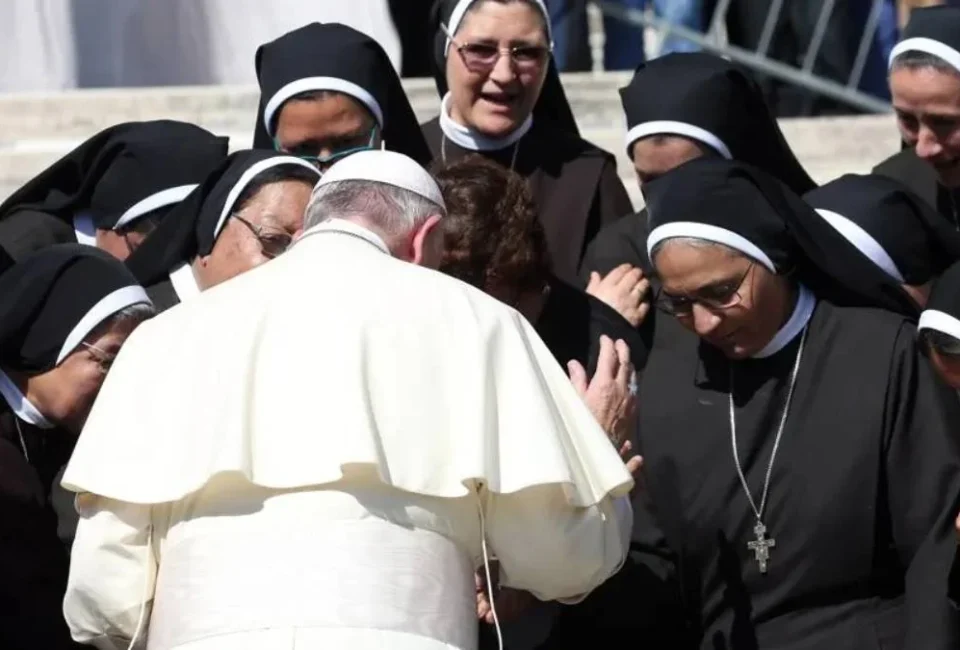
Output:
[0,245,152,650]
[877,6,960,227]
[423,0,632,286]
[125,150,320,311]
[806,174,960,308]
[0,120,228,262]
[253,22,432,168]
[581,52,816,280]
[619,157,960,649]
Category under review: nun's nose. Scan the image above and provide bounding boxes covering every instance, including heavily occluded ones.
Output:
[691,303,722,337]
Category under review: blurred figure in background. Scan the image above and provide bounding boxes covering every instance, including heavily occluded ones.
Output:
[545,0,704,72]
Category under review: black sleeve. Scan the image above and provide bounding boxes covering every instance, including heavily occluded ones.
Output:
[883,323,960,648]
[540,491,694,649]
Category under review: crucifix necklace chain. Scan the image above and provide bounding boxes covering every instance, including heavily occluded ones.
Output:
[729,326,807,574]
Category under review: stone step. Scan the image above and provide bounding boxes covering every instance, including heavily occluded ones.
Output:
[0,73,901,205]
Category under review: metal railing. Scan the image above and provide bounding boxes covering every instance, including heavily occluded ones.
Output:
[594,0,893,113]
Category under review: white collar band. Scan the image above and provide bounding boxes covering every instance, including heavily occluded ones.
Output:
[168,262,202,301]
[815,209,904,283]
[73,213,97,246]
[57,285,152,365]
[114,184,198,230]
[263,77,384,137]
[0,370,53,429]
[752,285,816,359]
[625,121,733,159]
[889,37,960,73]
[647,221,777,272]
[439,93,533,152]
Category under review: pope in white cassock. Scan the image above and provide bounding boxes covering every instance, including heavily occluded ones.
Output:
[60,151,634,650]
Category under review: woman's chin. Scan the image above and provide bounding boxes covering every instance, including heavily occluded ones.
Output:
[469,111,524,139]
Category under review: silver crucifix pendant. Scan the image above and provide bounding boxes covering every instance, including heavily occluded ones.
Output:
[747,520,776,574]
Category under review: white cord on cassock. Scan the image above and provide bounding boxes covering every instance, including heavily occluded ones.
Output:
[126,525,153,650]
[476,491,503,650]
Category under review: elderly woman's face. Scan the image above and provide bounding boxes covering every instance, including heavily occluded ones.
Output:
[445,1,550,137]
[653,241,793,360]
[26,317,142,434]
[196,179,313,290]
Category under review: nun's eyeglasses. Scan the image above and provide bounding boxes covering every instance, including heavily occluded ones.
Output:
[441,24,551,72]
[81,342,117,372]
[273,126,378,168]
[232,215,293,259]
[655,263,754,316]
[918,329,960,357]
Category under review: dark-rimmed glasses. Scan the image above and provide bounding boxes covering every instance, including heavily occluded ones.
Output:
[441,23,551,73]
[232,214,293,259]
[273,125,379,168]
[919,328,960,357]
[655,263,755,316]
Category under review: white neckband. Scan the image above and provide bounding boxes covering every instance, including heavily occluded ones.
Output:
[168,262,202,301]
[752,285,816,359]
[73,213,98,246]
[298,218,390,254]
[439,93,533,152]
[0,369,53,429]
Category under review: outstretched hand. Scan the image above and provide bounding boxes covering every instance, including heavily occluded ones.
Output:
[568,336,638,453]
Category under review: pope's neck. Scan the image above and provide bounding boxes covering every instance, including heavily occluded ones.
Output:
[439,93,532,152]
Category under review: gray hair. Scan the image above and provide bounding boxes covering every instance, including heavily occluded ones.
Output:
[304,179,445,239]
[891,50,960,76]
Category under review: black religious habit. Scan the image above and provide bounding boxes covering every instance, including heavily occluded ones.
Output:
[623,159,960,649]
[805,173,960,288]
[253,22,432,165]
[0,121,228,261]
[425,0,631,285]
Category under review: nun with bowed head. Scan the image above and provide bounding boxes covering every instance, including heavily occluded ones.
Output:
[582,52,815,281]
[876,5,960,225]
[806,173,960,308]
[0,120,228,262]
[0,244,153,650]
[253,22,432,169]
[423,0,633,285]
[628,158,960,648]
[579,53,815,361]
[125,150,321,311]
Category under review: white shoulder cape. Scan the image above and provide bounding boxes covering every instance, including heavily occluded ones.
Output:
[63,228,633,506]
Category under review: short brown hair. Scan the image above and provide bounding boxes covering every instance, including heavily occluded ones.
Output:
[432,155,551,298]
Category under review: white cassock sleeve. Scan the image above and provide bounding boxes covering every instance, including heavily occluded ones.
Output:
[63,494,157,650]
[484,485,632,604]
